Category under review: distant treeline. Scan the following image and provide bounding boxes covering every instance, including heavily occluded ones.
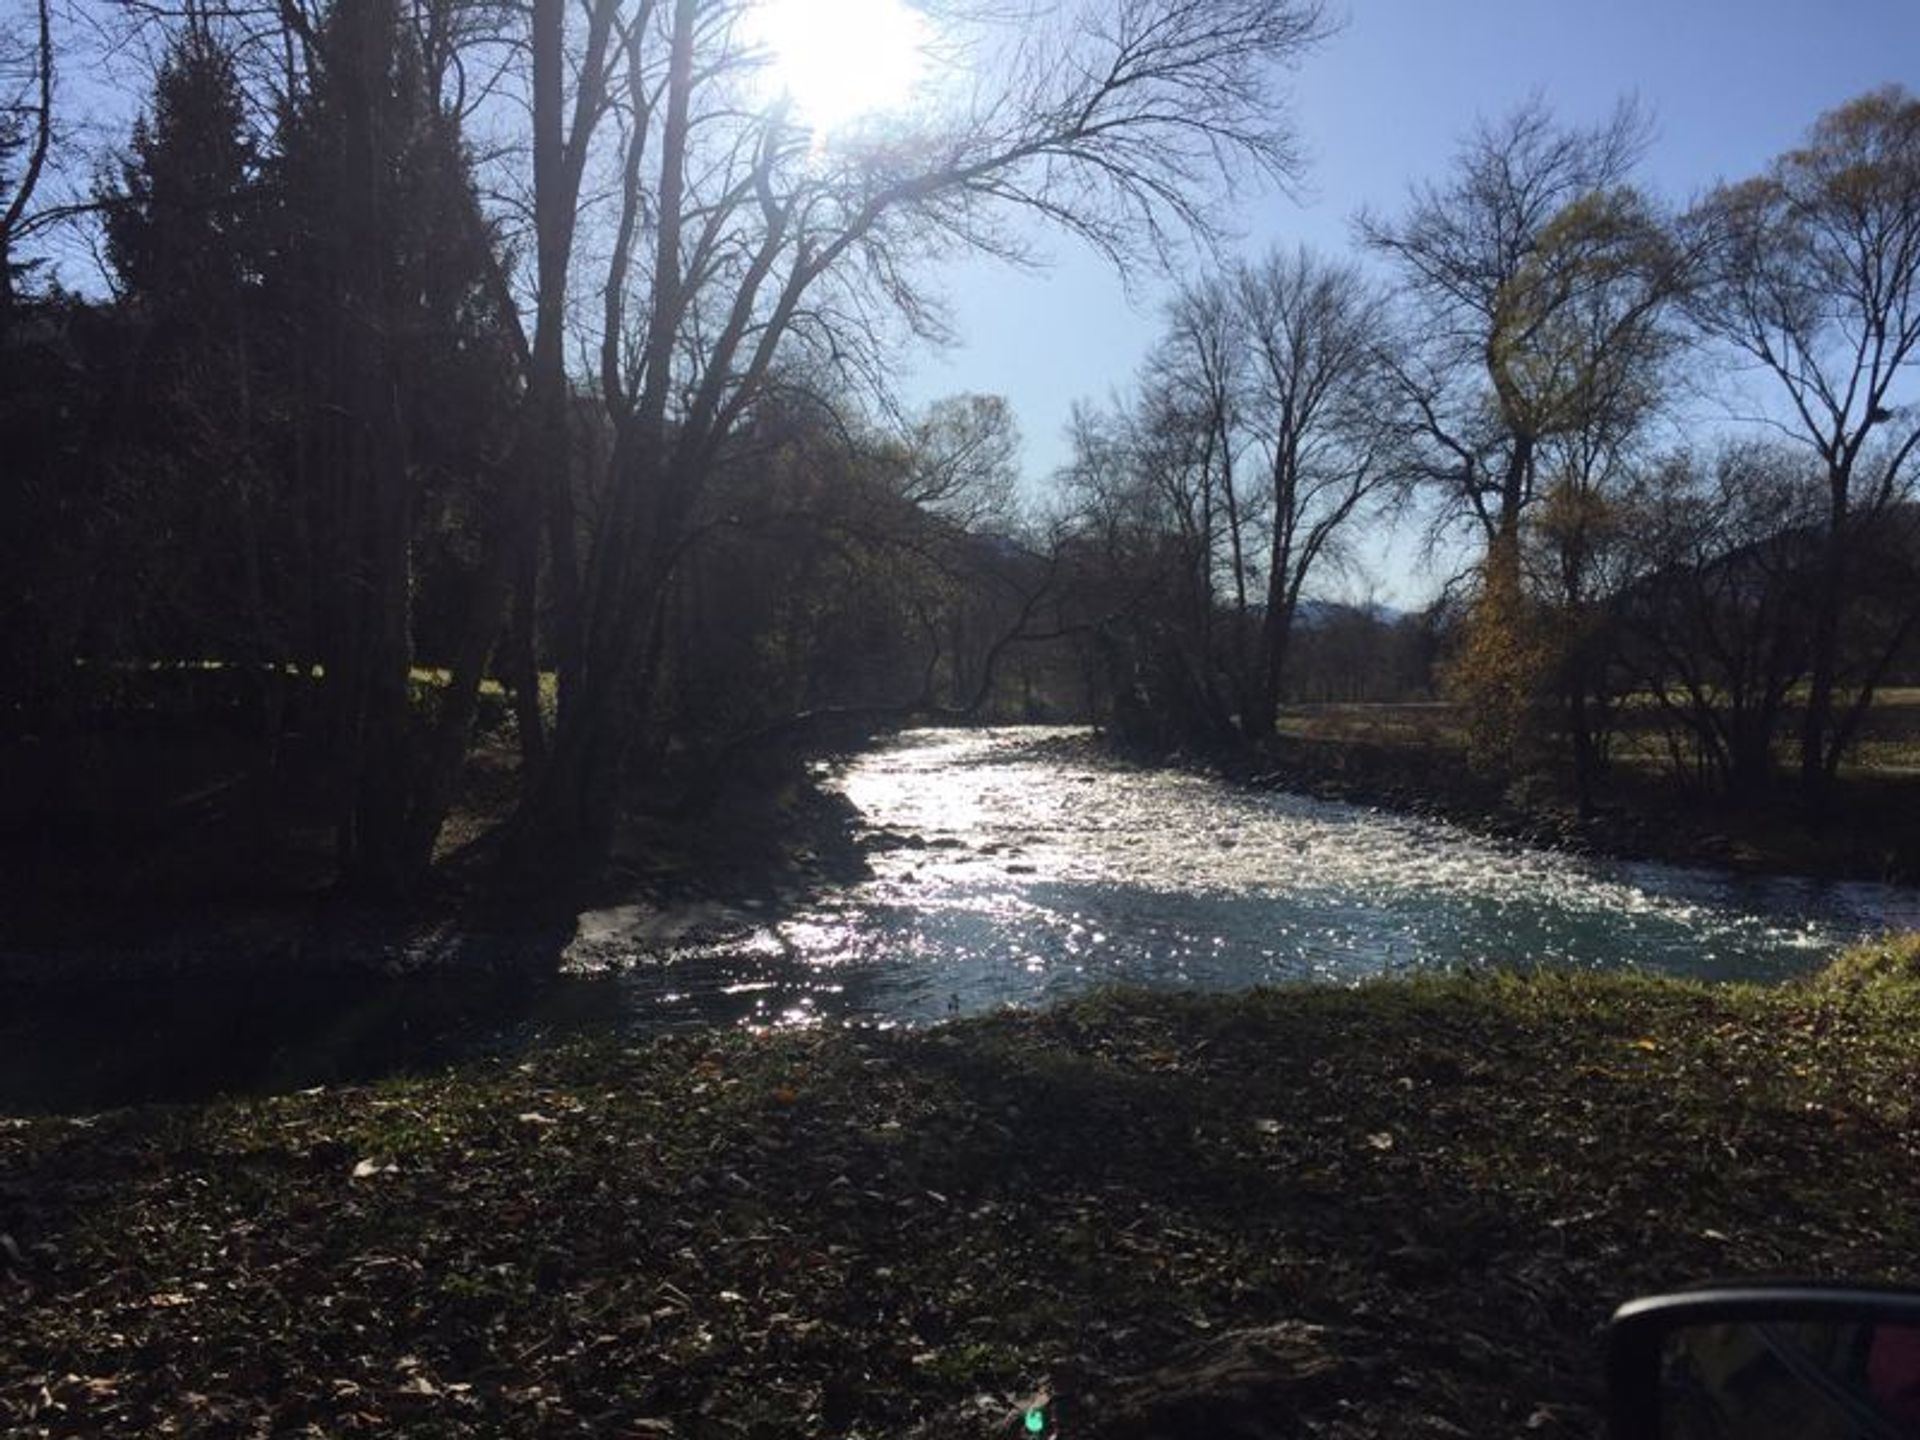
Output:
[1052,92,1920,811]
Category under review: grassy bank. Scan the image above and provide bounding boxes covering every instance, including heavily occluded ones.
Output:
[1260,699,1920,883]
[4,965,1918,1438]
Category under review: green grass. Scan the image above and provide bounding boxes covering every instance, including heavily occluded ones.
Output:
[1279,690,1920,776]
[3,961,1917,1437]
[1813,931,1920,992]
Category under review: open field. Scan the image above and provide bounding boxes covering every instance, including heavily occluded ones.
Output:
[1278,689,1920,778]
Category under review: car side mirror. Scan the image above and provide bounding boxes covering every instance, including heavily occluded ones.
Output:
[1607,1286,1920,1438]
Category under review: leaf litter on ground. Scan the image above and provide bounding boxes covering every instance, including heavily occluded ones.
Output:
[1,966,1917,1437]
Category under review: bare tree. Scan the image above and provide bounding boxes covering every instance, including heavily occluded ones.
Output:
[1047,391,1226,746]
[1153,276,1247,716]
[1611,443,1826,796]
[504,0,1335,866]
[0,0,54,316]
[1050,247,1393,747]
[1233,246,1396,739]
[1360,97,1672,550]
[898,392,1022,530]
[1683,86,1920,798]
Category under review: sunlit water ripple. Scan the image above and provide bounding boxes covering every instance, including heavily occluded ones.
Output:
[569,726,1920,1030]
[11,726,1918,1111]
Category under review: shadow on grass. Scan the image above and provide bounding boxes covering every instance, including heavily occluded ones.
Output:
[0,919,581,1114]
[4,980,1917,1437]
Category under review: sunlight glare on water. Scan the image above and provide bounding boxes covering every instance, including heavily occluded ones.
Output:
[14,725,1915,1111]
[627,727,1917,1029]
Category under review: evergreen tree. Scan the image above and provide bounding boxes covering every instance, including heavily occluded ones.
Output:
[104,29,255,340]
[260,0,515,892]
[97,30,281,678]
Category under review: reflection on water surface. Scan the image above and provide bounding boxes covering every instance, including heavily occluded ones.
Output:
[594,726,1915,1030]
[9,727,1916,1110]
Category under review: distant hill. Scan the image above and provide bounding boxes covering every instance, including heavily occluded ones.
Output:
[1293,598,1408,629]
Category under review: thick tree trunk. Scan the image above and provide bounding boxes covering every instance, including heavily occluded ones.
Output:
[345,380,418,893]
[506,663,632,875]
[541,411,582,719]
[1246,601,1294,744]
[340,260,419,894]
[1566,683,1599,817]
[509,539,546,771]
[505,0,698,874]
[314,0,425,897]
[1499,432,1533,541]
[1798,481,1848,805]
[1245,499,1297,743]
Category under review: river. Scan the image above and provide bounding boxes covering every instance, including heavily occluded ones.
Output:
[7,726,1916,1112]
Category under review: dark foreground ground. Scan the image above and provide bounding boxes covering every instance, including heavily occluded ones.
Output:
[5,944,1918,1438]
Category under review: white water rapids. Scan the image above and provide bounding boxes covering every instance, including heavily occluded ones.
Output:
[11,726,1914,1112]
[568,727,1919,1030]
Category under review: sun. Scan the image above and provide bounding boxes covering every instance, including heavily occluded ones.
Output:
[746,0,930,136]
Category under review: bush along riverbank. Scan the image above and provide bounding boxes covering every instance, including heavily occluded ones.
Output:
[1133,719,1920,886]
[5,949,1919,1438]
[0,736,875,995]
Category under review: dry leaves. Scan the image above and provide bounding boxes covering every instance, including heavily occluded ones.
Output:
[1,976,1915,1438]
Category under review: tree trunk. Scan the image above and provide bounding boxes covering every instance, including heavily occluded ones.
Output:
[1566,682,1599,817]
[506,659,634,875]
[340,225,419,895]
[1247,600,1294,745]
[313,0,425,898]
[1246,496,1298,743]
[1798,477,1848,805]
[1499,432,1534,540]
[505,0,698,873]
[509,538,546,771]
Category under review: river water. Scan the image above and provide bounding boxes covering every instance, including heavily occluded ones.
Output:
[8,727,1917,1111]
[575,726,1917,1023]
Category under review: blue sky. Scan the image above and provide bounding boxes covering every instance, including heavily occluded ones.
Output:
[897,0,1920,602]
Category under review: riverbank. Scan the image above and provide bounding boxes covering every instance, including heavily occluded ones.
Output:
[0,733,872,995]
[1181,704,1920,885]
[6,958,1917,1437]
